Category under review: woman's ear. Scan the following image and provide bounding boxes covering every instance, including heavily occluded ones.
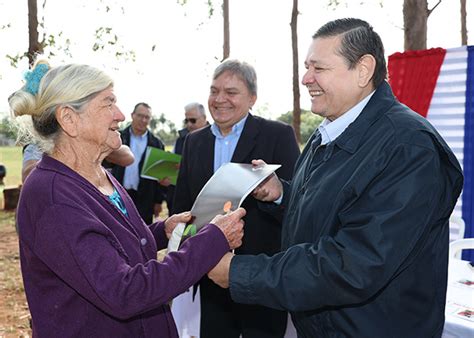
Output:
[357,54,376,88]
[55,106,79,137]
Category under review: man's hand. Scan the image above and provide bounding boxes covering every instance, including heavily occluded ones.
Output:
[159,177,171,187]
[154,203,163,218]
[208,252,234,288]
[164,211,192,239]
[251,159,283,202]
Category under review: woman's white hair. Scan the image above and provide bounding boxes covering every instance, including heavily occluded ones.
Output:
[9,59,113,152]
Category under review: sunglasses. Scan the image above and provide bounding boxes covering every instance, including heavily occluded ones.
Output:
[184,118,198,124]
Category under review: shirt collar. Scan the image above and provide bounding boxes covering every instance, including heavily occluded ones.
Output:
[211,113,248,139]
[130,128,148,139]
[318,91,375,145]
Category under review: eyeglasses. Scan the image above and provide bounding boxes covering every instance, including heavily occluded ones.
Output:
[134,113,151,121]
[184,118,197,124]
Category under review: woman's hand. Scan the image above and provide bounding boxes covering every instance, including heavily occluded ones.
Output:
[210,208,246,250]
[164,211,192,239]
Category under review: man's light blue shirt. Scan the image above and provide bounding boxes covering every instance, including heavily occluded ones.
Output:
[123,130,148,190]
[23,144,43,165]
[318,91,375,145]
[210,114,248,173]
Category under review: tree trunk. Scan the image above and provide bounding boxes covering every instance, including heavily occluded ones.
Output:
[223,0,230,60]
[403,0,443,51]
[461,0,467,45]
[403,0,428,51]
[27,0,42,66]
[290,0,301,144]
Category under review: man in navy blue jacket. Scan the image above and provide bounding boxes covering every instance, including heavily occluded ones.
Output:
[208,18,463,338]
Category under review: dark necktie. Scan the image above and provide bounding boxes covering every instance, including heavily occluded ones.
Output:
[303,131,323,180]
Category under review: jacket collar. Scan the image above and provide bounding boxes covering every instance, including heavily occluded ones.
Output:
[231,113,259,163]
[333,81,396,154]
[178,128,189,138]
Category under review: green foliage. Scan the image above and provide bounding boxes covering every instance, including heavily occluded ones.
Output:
[327,0,383,10]
[177,0,215,18]
[277,110,323,144]
[251,103,272,120]
[0,117,18,142]
[5,53,28,68]
[149,113,178,146]
[6,19,73,67]
[92,26,136,63]
[5,0,134,68]
[0,146,23,187]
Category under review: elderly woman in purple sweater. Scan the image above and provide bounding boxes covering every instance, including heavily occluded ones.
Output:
[9,60,245,338]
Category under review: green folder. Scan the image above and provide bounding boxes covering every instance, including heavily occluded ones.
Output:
[140,146,181,185]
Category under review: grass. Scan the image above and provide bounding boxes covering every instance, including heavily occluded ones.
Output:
[0,210,31,337]
[0,146,22,187]
[0,147,28,336]
[0,146,23,211]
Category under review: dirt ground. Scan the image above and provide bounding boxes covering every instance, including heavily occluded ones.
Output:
[0,208,169,338]
[0,211,31,338]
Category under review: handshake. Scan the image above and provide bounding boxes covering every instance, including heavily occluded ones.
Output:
[164,207,246,289]
[164,159,283,288]
[164,207,246,251]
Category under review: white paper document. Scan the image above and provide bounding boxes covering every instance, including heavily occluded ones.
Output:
[167,162,281,252]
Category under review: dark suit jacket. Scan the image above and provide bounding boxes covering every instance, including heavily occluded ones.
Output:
[173,113,300,255]
[110,126,166,224]
[173,128,189,156]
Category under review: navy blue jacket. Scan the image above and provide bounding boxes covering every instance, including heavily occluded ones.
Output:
[229,82,463,337]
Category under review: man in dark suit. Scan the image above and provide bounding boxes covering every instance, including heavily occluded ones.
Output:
[173,59,300,338]
[109,102,167,224]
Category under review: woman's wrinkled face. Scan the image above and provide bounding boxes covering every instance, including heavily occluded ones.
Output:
[77,87,125,153]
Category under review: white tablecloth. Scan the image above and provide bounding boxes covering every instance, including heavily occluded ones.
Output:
[442,259,474,337]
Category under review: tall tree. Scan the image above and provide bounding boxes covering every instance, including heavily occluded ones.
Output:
[27,0,43,66]
[290,0,301,143]
[223,0,230,59]
[17,0,133,69]
[461,0,467,45]
[177,0,229,60]
[403,0,442,50]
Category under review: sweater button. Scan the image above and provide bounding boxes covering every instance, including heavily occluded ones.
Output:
[140,238,147,246]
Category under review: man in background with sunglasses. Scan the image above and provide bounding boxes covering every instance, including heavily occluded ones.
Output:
[174,102,209,155]
[167,102,209,213]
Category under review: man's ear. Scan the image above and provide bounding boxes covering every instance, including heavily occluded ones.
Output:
[249,94,257,110]
[55,106,79,137]
[357,54,376,88]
